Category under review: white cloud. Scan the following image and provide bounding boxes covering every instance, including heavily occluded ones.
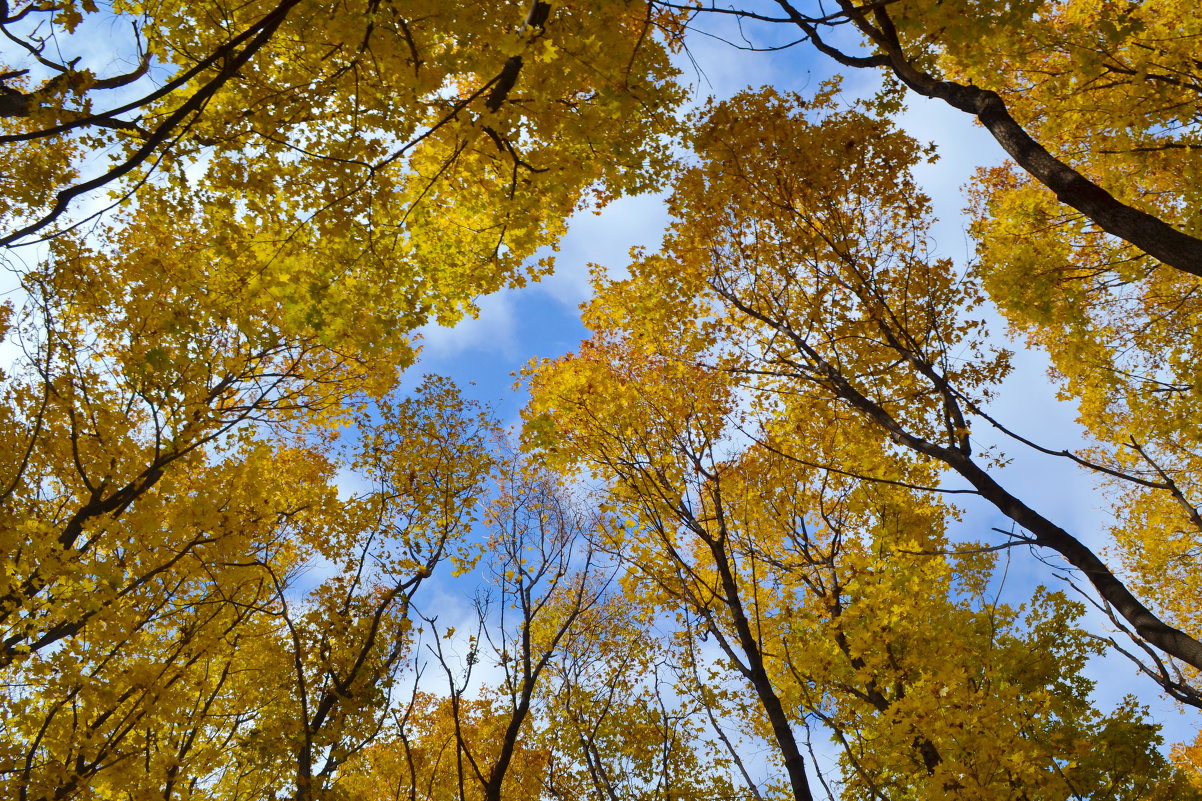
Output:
[536,192,670,311]
[415,288,520,361]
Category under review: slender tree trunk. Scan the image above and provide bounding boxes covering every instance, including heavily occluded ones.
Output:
[706,534,815,801]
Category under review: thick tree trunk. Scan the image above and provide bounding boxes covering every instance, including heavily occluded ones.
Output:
[891,64,1202,279]
[770,0,1202,278]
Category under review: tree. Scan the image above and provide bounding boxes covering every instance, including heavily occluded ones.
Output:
[524,86,1202,793]
[418,452,607,801]
[0,5,695,797]
[538,596,750,801]
[654,6,1202,642]
[0,373,495,801]
[6,1,1202,797]
[0,0,686,384]
[659,0,1202,277]
[0,5,684,792]
[526,330,1198,798]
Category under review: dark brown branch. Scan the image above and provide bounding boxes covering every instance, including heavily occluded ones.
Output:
[686,0,1202,277]
[0,0,305,246]
[716,282,1202,681]
[485,1,552,113]
[887,65,1202,278]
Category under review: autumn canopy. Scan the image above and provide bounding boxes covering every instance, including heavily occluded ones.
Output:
[1,0,1201,799]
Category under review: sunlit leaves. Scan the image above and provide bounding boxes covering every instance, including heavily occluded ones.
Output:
[525,86,1201,797]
